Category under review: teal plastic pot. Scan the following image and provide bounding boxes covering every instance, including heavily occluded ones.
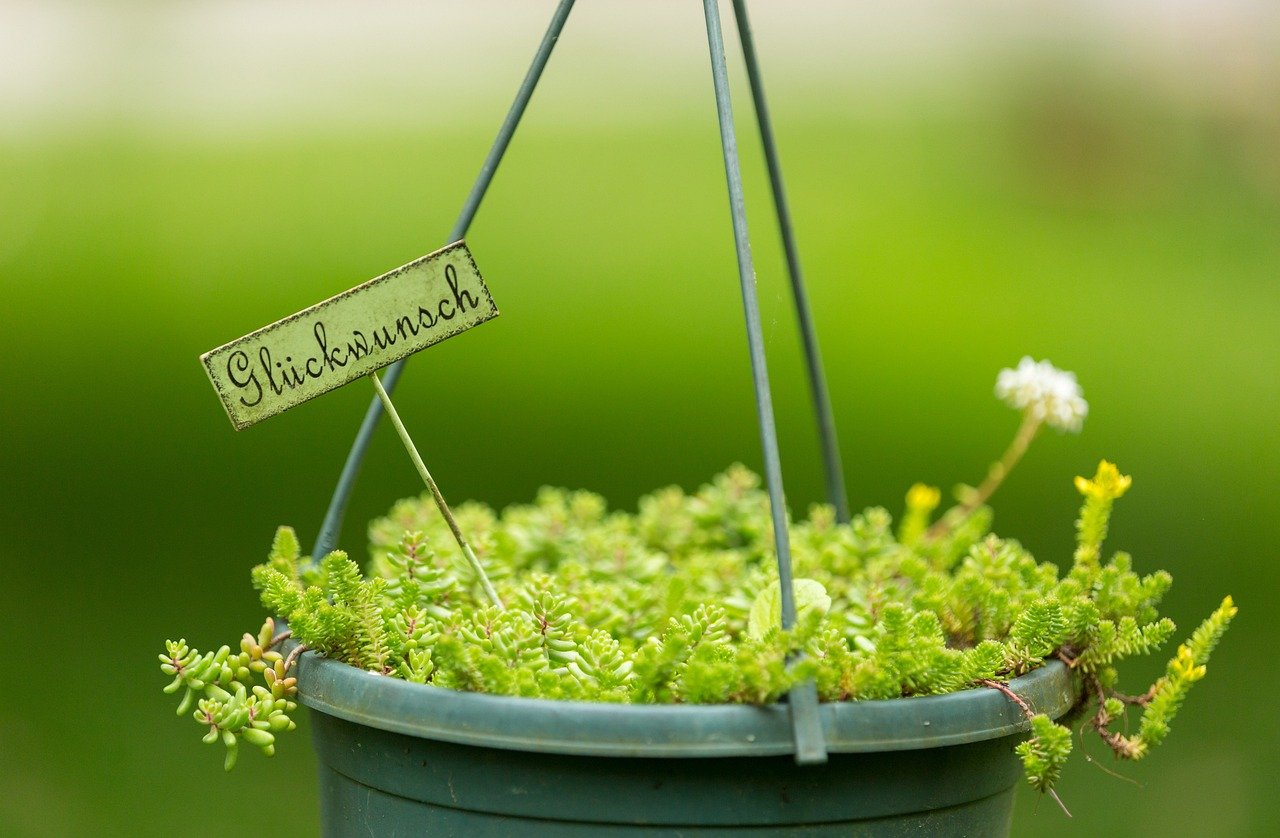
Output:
[295,653,1077,836]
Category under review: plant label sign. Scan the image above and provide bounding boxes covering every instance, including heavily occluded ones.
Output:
[202,241,498,429]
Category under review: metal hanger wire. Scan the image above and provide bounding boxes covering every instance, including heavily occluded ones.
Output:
[311,0,846,763]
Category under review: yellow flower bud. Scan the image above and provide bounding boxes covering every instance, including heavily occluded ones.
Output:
[905,483,941,513]
[1074,461,1133,500]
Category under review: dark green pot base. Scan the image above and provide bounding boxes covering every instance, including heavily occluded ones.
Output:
[295,653,1075,836]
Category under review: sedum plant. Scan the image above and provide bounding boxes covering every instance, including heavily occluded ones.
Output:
[159,358,1234,803]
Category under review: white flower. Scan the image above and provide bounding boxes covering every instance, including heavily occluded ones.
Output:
[995,357,1088,433]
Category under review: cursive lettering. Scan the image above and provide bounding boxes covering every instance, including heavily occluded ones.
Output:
[446,264,478,314]
[226,350,263,407]
[221,262,489,409]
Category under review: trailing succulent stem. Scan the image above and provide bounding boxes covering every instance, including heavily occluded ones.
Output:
[998,462,1236,796]
[159,617,297,770]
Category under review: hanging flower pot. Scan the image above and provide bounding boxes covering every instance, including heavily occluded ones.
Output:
[298,649,1075,835]
[157,2,1236,835]
[160,448,1234,836]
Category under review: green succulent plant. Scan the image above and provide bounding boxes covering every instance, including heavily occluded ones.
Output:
[158,359,1234,806]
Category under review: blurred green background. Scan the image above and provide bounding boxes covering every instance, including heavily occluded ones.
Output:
[1,1,1276,835]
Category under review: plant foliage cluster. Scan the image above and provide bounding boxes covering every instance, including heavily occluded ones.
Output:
[162,461,1234,795]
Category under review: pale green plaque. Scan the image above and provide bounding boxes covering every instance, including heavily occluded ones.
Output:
[202,240,498,429]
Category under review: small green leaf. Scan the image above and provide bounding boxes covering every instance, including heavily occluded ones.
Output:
[748,579,831,640]
[241,727,275,749]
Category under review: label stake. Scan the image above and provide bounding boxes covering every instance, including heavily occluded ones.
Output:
[199,240,502,593]
[369,371,503,610]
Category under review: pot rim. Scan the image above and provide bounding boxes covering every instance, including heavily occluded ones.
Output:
[294,650,1078,758]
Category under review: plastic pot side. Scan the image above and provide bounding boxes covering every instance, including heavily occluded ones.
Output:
[294,652,1078,836]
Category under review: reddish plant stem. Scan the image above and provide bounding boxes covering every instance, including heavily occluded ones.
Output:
[1111,685,1156,706]
[978,678,1034,719]
[981,679,1073,817]
[283,643,309,673]
[1088,676,1146,759]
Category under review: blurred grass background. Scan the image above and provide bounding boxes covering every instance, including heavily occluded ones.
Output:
[1,1,1277,835]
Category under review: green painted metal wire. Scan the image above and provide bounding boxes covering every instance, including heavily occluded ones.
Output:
[311,0,578,561]
[701,0,827,764]
[732,0,850,525]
